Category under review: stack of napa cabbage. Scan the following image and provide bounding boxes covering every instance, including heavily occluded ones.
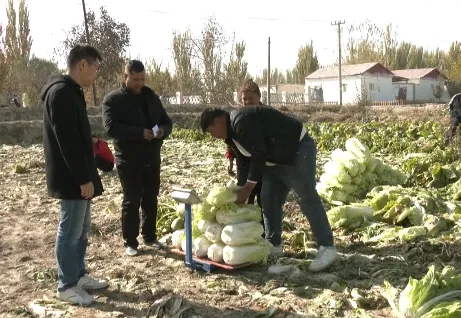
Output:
[171,185,271,265]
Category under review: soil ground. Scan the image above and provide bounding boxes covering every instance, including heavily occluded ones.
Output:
[0,104,457,318]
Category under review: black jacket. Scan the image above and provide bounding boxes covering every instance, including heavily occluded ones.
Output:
[41,75,103,200]
[102,85,173,165]
[225,105,305,182]
[449,93,461,117]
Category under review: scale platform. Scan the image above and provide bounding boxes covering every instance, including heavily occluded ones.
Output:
[170,248,252,272]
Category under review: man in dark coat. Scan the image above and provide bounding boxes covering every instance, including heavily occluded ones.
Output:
[200,106,337,272]
[102,60,173,256]
[445,93,461,144]
[41,44,108,306]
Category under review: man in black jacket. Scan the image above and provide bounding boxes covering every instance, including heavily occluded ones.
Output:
[41,44,108,306]
[200,106,337,272]
[102,60,173,256]
[445,92,461,144]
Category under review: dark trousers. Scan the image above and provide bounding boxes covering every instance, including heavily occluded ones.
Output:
[247,182,264,236]
[446,116,461,144]
[236,161,264,233]
[95,155,114,172]
[248,182,262,207]
[117,163,160,249]
[261,136,334,247]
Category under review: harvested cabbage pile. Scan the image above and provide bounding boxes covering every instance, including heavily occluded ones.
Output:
[327,203,374,230]
[330,185,460,243]
[383,265,461,318]
[171,184,271,265]
[316,137,407,205]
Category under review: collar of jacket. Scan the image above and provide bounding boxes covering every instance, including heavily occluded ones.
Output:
[120,83,148,96]
[225,112,235,141]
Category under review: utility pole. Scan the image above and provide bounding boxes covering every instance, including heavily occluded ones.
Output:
[81,0,98,106]
[331,20,345,106]
[267,37,271,106]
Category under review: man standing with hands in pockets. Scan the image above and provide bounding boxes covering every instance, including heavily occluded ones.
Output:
[103,60,173,256]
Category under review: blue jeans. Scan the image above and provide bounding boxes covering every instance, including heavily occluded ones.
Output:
[261,135,334,247]
[56,200,91,291]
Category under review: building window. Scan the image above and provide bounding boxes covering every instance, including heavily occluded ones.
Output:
[342,84,347,92]
[369,83,375,90]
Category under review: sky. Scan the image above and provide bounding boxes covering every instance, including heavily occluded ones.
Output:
[1,0,460,76]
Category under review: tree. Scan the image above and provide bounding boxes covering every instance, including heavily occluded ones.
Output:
[255,68,286,86]
[294,41,319,83]
[190,17,228,101]
[172,30,201,94]
[145,59,176,95]
[18,0,32,61]
[222,40,248,98]
[23,56,59,106]
[2,0,32,97]
[0,25,8,92]
[344,20,446,70]
[446,42,461,69]
[431,76,445,101]
[285,68,296,84]
[56,6,130,103]
[345,20,384,65]
[447,54,461,97]
[3,0,19,65]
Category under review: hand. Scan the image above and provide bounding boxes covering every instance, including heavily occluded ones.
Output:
[235,184,252,204]
[80,181,94,199]
[143,129,154,140]
[154,127,164,139]
[227,158,235,176]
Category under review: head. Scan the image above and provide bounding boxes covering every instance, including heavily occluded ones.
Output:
[124,60,146,94]
[240,79,262,106]
[200,107,229,139]
[66,44,102,88]
[91,135,99,145]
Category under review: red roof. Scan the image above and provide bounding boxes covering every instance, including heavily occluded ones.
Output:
[306,62,393,80]
[392,68,447,80]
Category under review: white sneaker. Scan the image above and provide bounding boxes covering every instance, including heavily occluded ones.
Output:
[126,246,138,256]
[270,245,284,257]
[57,286,94,306]
[309,246,338,272]
[77,274,109,290]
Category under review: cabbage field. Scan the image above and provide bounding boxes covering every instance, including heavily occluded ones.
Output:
[2,105,461,317]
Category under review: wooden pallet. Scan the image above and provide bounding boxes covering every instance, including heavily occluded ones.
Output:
[170,248,252,271]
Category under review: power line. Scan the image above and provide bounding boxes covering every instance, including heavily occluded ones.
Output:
[77,2,331,23]
[145,10,332,23]
[331,20,345,107]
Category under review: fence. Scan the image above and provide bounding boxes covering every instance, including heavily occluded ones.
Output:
[159,91,444,107]
[5,89,446,108]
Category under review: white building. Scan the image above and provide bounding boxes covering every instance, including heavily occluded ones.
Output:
[305,62,395,104]
[259,84,304,95]
[392,68,449,102]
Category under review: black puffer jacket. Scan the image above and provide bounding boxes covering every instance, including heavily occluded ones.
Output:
[102,85,173,166]
[449,93,461,117]
[226,105,305,182]
[41,75,103,200]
